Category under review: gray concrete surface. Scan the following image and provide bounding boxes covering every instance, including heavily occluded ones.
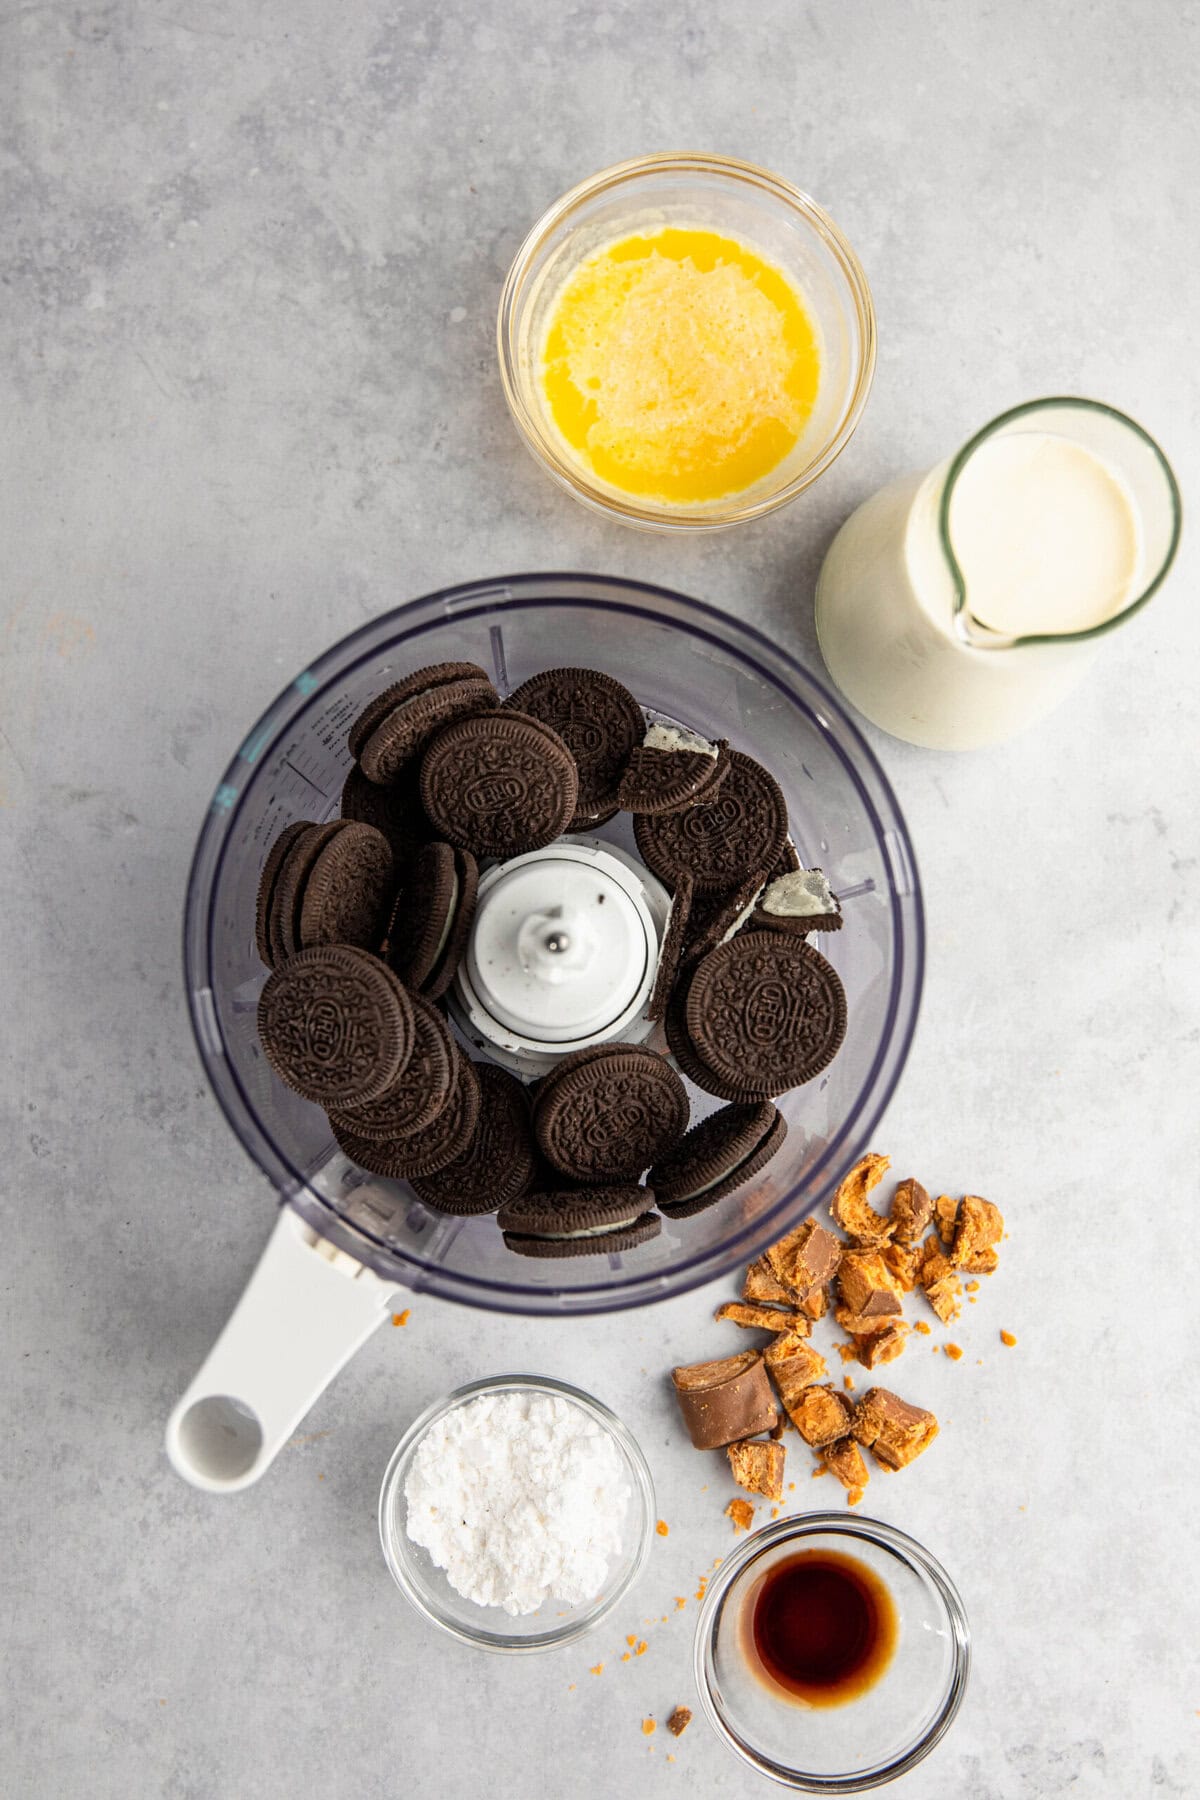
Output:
[3,2,1198,1795]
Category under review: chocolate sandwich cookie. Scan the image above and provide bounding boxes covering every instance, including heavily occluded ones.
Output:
[269,821,343,964]
[664,984,767,1102]
[533,1042,689,1182]
[332,1042,482,1180]
[633,750,788,895]
[255,820,315,968]
[752,867,843,935]
[297,820,395,952]
[385,840,478,999]
[686,932,847,1093]
[617,724,729,815]
[347,662,492,761]
[646,871,693,1023]
[420,709,579,858]
[410,1064,536,1214]
[650,1102,787,1219]
[497,1187,661,1259]
[359,675,498,786]
[340,763,430,863]
[258,944,414,1107]
[679,866,768,970]
[772,839,801,878]
[327,991,455,1142]
[505,667,644,831]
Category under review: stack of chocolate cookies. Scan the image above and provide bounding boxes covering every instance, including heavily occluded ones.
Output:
[252,661,849,1257]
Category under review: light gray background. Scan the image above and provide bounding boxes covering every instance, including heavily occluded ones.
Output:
[4,2,1198,1796]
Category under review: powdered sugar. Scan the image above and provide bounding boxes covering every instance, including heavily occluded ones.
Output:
[403,1390,631,1616]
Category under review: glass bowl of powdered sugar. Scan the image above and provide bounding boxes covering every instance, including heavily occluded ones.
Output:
[378,1375,655,1651]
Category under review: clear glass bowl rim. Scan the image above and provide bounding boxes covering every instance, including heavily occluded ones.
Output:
[693,1512,971,1792]
[377,1373,656,1653]
[182,571,925,1315]
[497,151,878,530]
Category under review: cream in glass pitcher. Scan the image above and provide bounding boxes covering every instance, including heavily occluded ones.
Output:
[814,399,1181,750]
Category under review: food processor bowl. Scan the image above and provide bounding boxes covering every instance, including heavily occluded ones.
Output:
[167,574,922,1491]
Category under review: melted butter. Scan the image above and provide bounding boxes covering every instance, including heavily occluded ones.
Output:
[540,227,820,505]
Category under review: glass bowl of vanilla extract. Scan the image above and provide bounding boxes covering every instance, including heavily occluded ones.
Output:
[693,1514,970,1791]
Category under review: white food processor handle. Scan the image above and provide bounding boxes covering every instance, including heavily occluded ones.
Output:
[165,1206,402,1493]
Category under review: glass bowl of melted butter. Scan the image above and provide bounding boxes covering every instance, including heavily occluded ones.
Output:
[499,153,876,530]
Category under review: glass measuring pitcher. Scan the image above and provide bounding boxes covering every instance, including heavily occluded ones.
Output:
[814,399,1181,750]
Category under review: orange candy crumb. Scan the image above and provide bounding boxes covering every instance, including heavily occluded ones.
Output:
[675,1596,686,1610]
[391,1310,410,1327]
[643,1718,656,1736]
[944,1343,964,1361]
[621,1653,631,1663]
[1001,1329,1018,1347]
[590,1664,603,1676]
[635,1640,647,1657]
[913,1320,931,1335]
[725,1498,755,1532]
[847,1487,865,1506]
[656,1519,670,1537]
[844,1375,856,1391]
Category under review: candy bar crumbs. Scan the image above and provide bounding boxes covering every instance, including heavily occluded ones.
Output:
[829,1152,894,1246]
[1001,1329,1018,1347]
[675,1154,1003,1511]
[852,1387,939,1470]
[391,1310,410,1327]
[821,1436,870,1492]
[656,1520,669,1536]
[888,1177,933,1244]
[742,1257,796,1307]
[667,1707,692,1739]
[790,1384,855,1448]
[726,1498,755,1532]
[765,1218,842,1292]
[590,1664,604,1676]
[642,1718,656,1736]
[727,1438,786,1502]
[715,1301,811,1335]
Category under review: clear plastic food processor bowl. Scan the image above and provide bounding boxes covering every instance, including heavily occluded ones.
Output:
[168,574,923,1492]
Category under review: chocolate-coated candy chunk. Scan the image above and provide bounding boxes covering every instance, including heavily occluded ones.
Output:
[671,1350,778,1450]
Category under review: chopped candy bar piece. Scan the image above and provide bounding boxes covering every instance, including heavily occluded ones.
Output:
[766,1218,842,1291]
[715,1301,810,1335]
[727,1437,786,1502]
[933,1195,959,1244]
[852,1323,909,1369]
[889,1177,933,1244]
[672,1351,778,1449]
[821,1436,870,1492]
[838,1249,903,1318]
[834,1305,903,1337]
[829,1153,895,1246]
[742,1257,796,1307]
[852,1387,939,1469]
[789,1383,855,1448]
[951,1195,1004,1266]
